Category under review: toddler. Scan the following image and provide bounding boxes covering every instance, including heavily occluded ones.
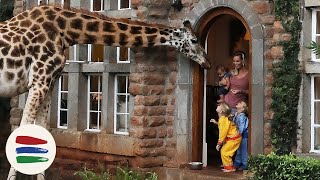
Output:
[212,102,241,172]
[233,101,249,170]
[216,65,231,103]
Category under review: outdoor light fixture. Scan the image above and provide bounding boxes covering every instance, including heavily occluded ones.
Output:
[171,0,183,11]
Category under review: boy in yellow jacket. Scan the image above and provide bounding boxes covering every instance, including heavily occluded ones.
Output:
[211,102,241,172]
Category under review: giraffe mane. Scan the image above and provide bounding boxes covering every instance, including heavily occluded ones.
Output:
[39,3,172,29]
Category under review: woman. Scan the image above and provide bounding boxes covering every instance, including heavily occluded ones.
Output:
[223,51,249,112]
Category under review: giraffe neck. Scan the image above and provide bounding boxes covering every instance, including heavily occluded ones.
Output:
[27,6,176,49]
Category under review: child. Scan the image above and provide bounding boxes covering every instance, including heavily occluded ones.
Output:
[216,65,231,103]
[214,102,241,172]
[233,101,249,170]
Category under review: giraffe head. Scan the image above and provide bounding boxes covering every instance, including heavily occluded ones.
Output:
[171,21,211,69]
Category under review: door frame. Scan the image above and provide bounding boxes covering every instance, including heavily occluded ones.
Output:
[192,7,252,162]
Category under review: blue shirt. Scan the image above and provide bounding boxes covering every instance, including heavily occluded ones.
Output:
[233,112,248,138]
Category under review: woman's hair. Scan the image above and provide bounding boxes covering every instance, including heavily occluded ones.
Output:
[233,51,245,61]
[219,102,231,116]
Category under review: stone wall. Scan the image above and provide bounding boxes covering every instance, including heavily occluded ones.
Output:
[129,47,178,167]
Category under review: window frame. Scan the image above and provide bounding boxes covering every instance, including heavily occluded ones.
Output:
[118,0,131,10]
[86,74,103,132]
[312,9,320,62]
[57,74,68,129]
[117,47,131,63]
[311,75,320,153]
[37,0,48,5]
[90,0,105,12]
[114,74,130,135]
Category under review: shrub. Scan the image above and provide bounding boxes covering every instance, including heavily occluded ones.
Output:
[248,153,320,180]
[75,166,158,180]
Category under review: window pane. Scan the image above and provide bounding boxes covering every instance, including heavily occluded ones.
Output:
[316,36,320,59]
[118,47,129,62]
[79,45,88,61]
[315,128,320,150]
[127,95,130,112]
[60,93,68,109]
[315,102,320,125]
[59,110,68,126]
[117,76,127,93]
[93,0,104,11]
[116,95,127,113]
[89,112,99,129]
[90,75,102,92]
[61,74,68,91]
[315,77,320,100]
[116,115,127,132]
[120,0,130,9]
[317,11,320,34]
[92,44,104,62]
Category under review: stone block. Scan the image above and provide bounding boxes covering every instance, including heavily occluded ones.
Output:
[264,26,275,38]
[131,0,144,9]
[166,116,175,126]
[264,122,272,136]
[166,147,176,159]
[134,106,148,116]
[265,73,273,85]
[160,95,168,105]
[265,86,272,98]
[282,33,292,41]
[131,116,148,127]
[165,85,176,95]
[144,96,161,106]
[147,116,165,127]
[129,83,143,95]
[273,21,285,33]
[166,138,177,148]
[264,110,274,120]
[158,126,167,138]
[169,72,177,85]
[130,73,144,83]
[134,95,145,105]
[138,139,164,148]
[271,46,284,59]
[148,106,166,116]
[144,73,166,85]
[142,85,164,95]
[261,15,275,25]
[134,156,165,168]
[265,98,272,109]
[264,146,272,154]
[167,105,175,116]
[250,1,268,14]
[133,127,157,138]
[167,127,174,138]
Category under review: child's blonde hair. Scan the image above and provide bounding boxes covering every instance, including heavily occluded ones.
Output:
[219,102,231,116]
[240,101,248,115]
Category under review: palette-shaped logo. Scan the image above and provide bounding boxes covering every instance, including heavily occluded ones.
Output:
[6,124,56,175]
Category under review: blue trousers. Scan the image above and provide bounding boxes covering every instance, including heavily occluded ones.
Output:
[234,137,248,170]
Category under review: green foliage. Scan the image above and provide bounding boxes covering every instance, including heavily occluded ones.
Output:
[271,0,302,155]
[248,153,320,180]
[75,166,158,180]
[115,167,158,180]
[75,166,110,180]
[307,41,320,56]
[0,0,14,22]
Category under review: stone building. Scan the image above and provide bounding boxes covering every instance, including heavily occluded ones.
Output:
[6,0,319,177]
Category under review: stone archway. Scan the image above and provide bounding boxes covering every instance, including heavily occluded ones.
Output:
[174,0,264,164]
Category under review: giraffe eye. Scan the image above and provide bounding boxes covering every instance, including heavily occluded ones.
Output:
[191,39,198,44]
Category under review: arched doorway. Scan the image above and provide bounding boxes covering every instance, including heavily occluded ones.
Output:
[191,7,252,166]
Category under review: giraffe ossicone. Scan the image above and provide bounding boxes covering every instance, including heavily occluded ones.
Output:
[0,5,211,179]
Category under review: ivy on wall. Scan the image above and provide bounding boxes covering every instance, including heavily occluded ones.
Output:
[271,0,302,155]
[0,0,14,22]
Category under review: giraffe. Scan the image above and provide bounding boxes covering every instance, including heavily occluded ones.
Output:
[0,5,211,179]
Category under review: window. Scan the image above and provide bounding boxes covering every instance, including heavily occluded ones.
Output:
[38,0,48,5]
[114,74,130,135]
[117,47,130,63]
[91,0,105,11]
[312,9,320,61]
[118,0,131,10]
[87,75,103,131]
[57,74,68,128]
[311,76,320,153]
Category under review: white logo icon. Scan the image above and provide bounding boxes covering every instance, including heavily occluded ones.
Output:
[5,124,56,175]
